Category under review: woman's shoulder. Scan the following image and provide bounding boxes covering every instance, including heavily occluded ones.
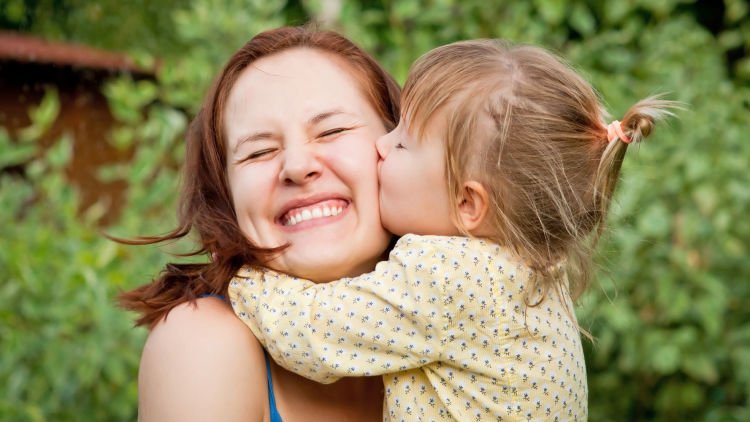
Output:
[138,297,269,421]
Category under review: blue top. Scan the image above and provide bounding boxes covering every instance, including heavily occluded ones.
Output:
[199,293,282,421]
[199,293,225,301]
[264,351,284,422]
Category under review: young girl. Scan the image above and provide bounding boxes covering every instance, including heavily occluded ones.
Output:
[229,39,674,421]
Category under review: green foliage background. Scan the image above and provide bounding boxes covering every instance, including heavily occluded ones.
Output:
[1,0,749,420]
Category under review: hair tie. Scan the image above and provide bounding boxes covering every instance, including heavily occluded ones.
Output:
[607,120,631,144]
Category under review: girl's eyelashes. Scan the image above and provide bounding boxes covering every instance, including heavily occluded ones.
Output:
[395,142,406,149]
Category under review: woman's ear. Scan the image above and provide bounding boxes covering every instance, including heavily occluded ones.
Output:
[457,180,489,233]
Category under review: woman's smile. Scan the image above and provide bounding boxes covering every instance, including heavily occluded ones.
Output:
[279,197,349,228]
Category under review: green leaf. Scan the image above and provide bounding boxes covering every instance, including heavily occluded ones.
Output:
[569,3,595,36]
[3,0,26,23]
[651,343,681,374]
[682,353,718,383]
[393,0,420,20]
[637,203,671,237]
[0,130,36,167]
[44,135,73,170]
[533,0,566,25]
[18,88,60,142]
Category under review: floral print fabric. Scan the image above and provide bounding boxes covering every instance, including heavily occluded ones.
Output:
[230,235,588,421]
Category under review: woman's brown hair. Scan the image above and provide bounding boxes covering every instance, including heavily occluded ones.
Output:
[118,26,401,328]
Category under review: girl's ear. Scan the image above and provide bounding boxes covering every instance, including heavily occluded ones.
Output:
[457,180,489,233]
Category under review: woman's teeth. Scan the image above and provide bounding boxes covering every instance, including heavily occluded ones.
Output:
[284,206,344,226]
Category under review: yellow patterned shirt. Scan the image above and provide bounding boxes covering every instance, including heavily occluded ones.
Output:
[229,235,588,421]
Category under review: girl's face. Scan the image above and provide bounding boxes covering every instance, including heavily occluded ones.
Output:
[225,48,391,282]
[375,115,460,237]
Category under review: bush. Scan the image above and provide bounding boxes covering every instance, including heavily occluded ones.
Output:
[0,91,152,420]
[1,0,748,419]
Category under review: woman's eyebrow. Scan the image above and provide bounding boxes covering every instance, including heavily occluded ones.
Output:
[233,131,275,153]
[308,109,348,125]
[232,110,352,153]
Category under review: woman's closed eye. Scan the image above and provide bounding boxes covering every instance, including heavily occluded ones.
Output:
[395,142,406,149]
[318,127,352,139]
[237,148,278,163]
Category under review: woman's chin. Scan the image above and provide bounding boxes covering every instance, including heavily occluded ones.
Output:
[268,232,387,281]
[270,248,379,282]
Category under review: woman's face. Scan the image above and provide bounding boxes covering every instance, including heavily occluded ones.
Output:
[225,48,391,282]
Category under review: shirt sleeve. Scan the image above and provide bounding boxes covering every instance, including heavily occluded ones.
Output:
[228,235,449,383]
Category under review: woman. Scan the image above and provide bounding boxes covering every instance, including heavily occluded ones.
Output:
[120,26,400,421]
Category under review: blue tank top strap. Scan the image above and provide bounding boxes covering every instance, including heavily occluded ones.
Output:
[264,351,284,422]
[198,293,226,301]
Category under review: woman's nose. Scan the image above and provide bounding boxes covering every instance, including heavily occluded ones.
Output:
[280,145,323,185]
[375,133,391,159]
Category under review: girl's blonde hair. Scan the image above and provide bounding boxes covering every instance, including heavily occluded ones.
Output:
[402,39,674,303]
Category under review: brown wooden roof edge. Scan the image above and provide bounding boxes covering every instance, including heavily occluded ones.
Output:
[0,30,154,75]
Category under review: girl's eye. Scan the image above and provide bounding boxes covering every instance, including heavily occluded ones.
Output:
[395,142,406,149]
[319,128,349,138]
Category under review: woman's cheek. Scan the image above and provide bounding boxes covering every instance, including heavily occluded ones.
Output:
[327,137,379,174]
[230,164,273,220]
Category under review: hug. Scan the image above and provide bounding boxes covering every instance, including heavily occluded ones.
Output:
[123,25,674,421]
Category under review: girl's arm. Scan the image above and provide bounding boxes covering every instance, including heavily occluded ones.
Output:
[229,234,454,383]
[138,297,268,421]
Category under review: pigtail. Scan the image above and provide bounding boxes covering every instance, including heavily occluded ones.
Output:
[592,96,679,242]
